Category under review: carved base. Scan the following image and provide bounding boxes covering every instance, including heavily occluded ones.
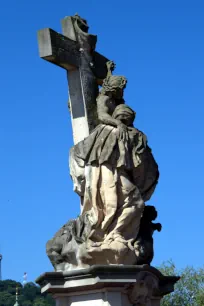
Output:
[36,265,179,306]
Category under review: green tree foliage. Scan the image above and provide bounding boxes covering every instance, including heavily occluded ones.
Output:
[0,280,55,306]
[0,292,15,306]
[159,260,204,306]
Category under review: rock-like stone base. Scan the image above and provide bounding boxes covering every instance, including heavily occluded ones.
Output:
[36,265,179,306]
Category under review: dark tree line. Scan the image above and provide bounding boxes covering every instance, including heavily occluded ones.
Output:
[0,280,54,306]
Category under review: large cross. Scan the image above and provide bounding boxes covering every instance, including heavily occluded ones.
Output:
[37,14,109,144]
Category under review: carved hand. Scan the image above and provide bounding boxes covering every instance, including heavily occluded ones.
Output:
[106,61,116,75]
[155,223,162,232]
[117,122,128,141]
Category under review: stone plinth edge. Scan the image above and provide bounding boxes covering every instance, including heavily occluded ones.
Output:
[36,265,179,306]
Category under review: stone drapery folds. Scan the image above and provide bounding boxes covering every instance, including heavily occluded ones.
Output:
[47,101,160,271]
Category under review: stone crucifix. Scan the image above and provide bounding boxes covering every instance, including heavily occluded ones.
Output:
[37,14,109,144]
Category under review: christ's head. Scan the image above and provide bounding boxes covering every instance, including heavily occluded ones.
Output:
[100,75,127,100]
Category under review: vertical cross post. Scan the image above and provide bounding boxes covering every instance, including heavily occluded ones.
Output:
[38,14,109,144]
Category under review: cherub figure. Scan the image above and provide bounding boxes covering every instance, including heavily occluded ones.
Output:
[134,205,162,265]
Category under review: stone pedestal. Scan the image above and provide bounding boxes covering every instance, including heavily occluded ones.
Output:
[36,265,179,306]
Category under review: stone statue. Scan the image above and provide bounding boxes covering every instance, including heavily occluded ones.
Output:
[134,205,162,265]
[46,62,160,271]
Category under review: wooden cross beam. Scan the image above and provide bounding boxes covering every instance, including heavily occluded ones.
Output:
[38,15,109,144]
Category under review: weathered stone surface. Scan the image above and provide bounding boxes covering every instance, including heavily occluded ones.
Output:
[38,14,109,144]
[47,101,160,269]
[135,206,162,265]
[39,15,162,273]
[37,13,180,305]
[36,265,179,306]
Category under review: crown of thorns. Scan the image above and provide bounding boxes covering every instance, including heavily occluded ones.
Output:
[99,60,127,94]
[101,75,127,93]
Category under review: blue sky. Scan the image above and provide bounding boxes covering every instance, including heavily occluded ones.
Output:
[0,0,203,283]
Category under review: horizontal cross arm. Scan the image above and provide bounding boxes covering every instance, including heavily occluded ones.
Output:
[37,28,79,70]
